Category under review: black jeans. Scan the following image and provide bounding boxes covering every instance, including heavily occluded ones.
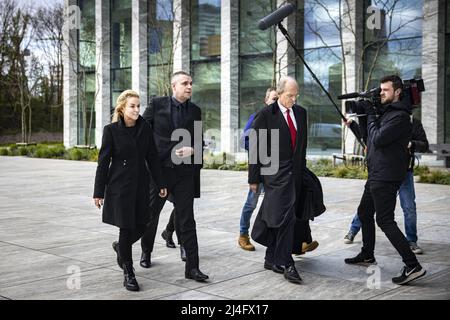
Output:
[119,226,145,264]
[141,168,199,271]
[358,180,418,267]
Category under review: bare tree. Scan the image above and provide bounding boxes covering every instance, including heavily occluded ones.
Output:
[2,0,43,144]
[148,0,181,96]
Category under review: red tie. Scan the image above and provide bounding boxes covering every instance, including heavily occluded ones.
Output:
[286,109,297,151]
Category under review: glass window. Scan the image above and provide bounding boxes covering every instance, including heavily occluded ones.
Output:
[111,0,132,112]
[297,47,342,153]
[239,0,276,133]
[445,1,450,142]
[148,0,173,97]
[363,1,423,94]
[363,38,422,90]
[303,0,341,48]
[365,0,423,42]
[78,0,96,146]
[296,0,343,154]
[191,0,221,61]
[191,0,221,151]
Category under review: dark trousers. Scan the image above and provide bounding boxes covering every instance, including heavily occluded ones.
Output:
[119,226,145,264]
[264,209,296,267]
[141,169,199,271]
[165,208,181,245]
[358,180,418,267]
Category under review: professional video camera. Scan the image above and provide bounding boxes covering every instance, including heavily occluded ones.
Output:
[338,78,425,115]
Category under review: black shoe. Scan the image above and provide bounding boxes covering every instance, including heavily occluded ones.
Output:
[392,264,426,285]
[161,229,176,248]
[284,265,302,284]
[263,261,273,270]
[140,251,151,268]
[344,252,377,266]
[185,268,209,282]
[180,245,186,262]
[112,241,122,270]
[272,264,285,274]
[123,262,139,291]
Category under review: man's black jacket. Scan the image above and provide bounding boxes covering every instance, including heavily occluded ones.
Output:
[365,100,412,182]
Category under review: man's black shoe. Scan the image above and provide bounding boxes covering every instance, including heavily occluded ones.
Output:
[392,264,426,285]
[161,229,176,248]
[344,252,377,266]
[112,241,122,269]
[284,265,302,284]
[263,261,273,270]
[140,251,151,268]
[180,245,186,262]
[272,265,285,274]
[185,268,209,282]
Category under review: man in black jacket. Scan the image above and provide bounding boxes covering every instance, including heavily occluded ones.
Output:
[344,75,426,285]
[140,71,208,282]
[344,117,429,255]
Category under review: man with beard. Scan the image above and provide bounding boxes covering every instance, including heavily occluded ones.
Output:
[344,75,426,285]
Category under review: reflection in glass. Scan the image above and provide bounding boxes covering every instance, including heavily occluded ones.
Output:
[297,47,342,152]
[363,38,422,90]
[148,0,174,97]
[191,0,221,151]
[111,0,132,115]
[445,2,450,142]
[78,0,96,146]
[296,0,343,153]
[191,0,221,61]
[303,0,341,48]
[239,0,276,137]
[365,0,423,41]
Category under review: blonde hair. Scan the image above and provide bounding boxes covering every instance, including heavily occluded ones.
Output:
[112,90,140,123]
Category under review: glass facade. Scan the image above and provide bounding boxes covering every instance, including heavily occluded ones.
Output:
[148,0,174,97]
[446,0,450,142]
[68,0,446,153]
[78,0,96,146]
[238,0,276,132]
[111,0,132,111]
[296,0,343,153]
[363,0,423,92]
[191,0,221,151]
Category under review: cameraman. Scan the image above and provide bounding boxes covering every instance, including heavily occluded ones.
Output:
[344,75,426,285]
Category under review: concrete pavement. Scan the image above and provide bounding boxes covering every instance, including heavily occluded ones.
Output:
[0,156,449,300]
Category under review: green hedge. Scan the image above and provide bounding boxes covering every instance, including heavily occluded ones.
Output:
[1,145,449,185]
[0,144,98,162]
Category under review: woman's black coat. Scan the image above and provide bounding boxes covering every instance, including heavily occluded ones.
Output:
[93,116,165,229]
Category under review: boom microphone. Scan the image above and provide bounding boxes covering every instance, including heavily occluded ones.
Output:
[337,92,359,100]
[258,3,296,30]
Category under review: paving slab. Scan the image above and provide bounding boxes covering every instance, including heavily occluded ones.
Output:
[0,156,449,300]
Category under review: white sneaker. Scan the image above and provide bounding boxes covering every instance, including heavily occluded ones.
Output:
[344,231,355,244]
[409,242,423,254]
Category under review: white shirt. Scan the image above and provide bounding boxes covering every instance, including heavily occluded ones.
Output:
[278,102,297,130]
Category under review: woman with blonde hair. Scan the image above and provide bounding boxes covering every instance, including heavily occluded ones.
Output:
[93,89,167,291]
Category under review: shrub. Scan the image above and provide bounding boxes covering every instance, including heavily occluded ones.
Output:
[419,170,450,185]
[0,148,8,156]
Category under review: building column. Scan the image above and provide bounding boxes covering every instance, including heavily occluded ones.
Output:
[422,0,446,145]
[63,0,79,148]
[276,0,296,79]
[173,0,190,73]
[341,0,365,154]
[131,0,148,113]
[220,0,239,154]
[95,0,111,148]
